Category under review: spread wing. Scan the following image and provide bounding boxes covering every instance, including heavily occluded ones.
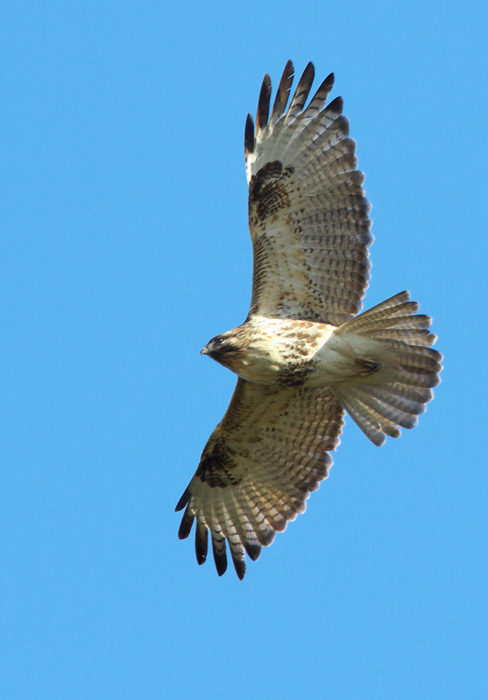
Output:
[245,61,372,326]
[175,379,344,579]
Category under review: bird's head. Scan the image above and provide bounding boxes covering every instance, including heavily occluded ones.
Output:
[200,324,279,382]
[201,329,246,372]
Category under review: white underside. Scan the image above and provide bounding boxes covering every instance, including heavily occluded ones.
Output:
[306,331,395,387]
[232,316,394,387]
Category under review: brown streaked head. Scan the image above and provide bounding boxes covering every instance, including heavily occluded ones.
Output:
[201,331,243,366]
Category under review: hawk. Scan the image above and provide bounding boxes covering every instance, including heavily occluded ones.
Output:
[176,61,442,579]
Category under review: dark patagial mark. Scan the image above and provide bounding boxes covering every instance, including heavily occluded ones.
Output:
[249,161,294,224]
[197,438,242,488]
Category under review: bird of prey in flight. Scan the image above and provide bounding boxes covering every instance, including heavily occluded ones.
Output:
[175,61,442,579]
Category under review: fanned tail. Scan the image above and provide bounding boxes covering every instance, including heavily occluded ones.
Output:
[332,291,442,446]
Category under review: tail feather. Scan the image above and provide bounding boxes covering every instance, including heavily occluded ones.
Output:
[348,386,418,429]
[363,326,436,346]
[335,387,401,445]
[332,291,442,446]
[366,385,426,419]
[395,347,441,374]
[345,292,419,327]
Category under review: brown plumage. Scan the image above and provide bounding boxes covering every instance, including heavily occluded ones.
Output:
[176,62,442,579]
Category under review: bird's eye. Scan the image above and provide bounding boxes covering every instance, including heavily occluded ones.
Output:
[213,336,224,345]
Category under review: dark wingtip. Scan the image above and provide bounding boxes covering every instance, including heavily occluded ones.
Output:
[175,487,190,512]
[212,535,228,576]
[195,522,208,565]
[316,72,335,96]
[215,553,227,577]
[305,60,315,74]
[287,62,315,116]
[178,505,195,540]
[245,113,255,154]
[256,74,272,131]
[270,60,294,123]
[244,541,262,561]
[304,72,336,115]
[326,95,343,115]
[232,554,246,580]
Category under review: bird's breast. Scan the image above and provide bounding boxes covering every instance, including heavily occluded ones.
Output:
[224,317,335,385]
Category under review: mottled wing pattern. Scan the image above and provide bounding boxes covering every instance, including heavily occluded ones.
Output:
[245,61,372,326]
[176,378,344,579]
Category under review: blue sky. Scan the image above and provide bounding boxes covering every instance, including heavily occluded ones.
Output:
[2,1,487,698]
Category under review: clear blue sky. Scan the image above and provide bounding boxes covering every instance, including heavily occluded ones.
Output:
[2,2,487,699]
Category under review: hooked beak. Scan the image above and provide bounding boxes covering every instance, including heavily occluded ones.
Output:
[200,346,209,356]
